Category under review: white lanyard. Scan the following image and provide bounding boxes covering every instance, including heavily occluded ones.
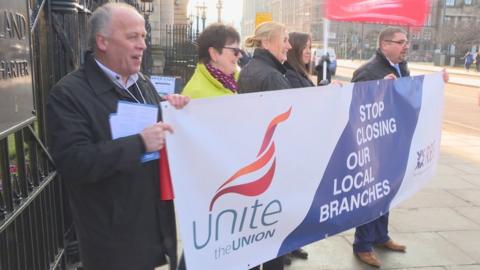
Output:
[123,81,146,104]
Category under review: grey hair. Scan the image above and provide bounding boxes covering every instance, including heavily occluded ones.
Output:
[87,3,139,50]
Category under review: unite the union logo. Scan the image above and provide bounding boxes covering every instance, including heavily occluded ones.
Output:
[209,107,292,211]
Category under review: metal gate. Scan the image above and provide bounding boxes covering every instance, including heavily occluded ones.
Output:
[164,24,198,85]
[0,0,107,269]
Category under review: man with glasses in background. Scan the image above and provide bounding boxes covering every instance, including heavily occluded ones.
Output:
[350,26,448,267]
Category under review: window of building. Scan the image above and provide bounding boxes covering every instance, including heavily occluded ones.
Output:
[464,0,473,5]
[446,0,455,6]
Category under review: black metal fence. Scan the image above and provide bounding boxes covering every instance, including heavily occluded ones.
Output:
[0,0,107,269]
[164,24,198,85]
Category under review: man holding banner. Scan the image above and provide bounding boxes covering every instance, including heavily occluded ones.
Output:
[351,26,449,267]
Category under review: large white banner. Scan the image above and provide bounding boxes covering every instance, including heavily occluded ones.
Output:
[162,73,444,270]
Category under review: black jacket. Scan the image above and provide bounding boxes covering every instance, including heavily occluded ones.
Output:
[238,48,292,93]
[284,62,315,88]
[47,52,177,270]
[352,49,410,82]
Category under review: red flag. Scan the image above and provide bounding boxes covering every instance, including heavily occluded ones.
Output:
[325,0,429,26]
[159,147,174,200]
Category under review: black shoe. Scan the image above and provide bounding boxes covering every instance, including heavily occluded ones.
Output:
[283,255,292,265]
[291,248,308,259]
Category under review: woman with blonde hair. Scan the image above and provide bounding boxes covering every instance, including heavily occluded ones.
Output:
[238,21,292,93]
[238,21,291,270]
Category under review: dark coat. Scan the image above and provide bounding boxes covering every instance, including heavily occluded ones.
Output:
[284,62,315,88]
[47,52,177,270]
[238,48,291,93]
[351,49,410,82]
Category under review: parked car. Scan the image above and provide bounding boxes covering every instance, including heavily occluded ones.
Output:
[312,47,337,76]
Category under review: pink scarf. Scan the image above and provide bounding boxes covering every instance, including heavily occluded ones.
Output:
[205,63,238,92]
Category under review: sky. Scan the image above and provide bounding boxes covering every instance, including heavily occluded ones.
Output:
[187,0,244,31]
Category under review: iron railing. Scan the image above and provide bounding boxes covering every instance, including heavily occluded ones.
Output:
[0,0,107,269]
[164,24,198,85]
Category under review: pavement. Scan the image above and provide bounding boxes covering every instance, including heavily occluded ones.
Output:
[284,129,480,270]
[337,59,480,88]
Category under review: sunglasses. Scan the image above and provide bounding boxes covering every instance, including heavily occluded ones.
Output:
[223,47,242,56]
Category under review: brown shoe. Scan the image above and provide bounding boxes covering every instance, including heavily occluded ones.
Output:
[355,251,381,267]
[379,239,406,252]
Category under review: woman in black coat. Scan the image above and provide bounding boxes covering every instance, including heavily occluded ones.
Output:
[238,22,292,94]
[284,32,315,88]
[237,21,292,270]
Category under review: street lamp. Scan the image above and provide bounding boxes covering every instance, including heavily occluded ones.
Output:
[196,1,207,32]
[188,14,195,40]
[216,0,223,23]
[195,5,200,36]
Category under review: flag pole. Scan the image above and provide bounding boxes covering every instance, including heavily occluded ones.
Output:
[320,18,330,86]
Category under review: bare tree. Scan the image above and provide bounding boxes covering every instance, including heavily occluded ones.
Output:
[438,19,480,54]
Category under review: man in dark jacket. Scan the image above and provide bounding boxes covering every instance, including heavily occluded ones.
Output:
[47,3,188,270]
[352,28,449,269]
[351,27,410,268]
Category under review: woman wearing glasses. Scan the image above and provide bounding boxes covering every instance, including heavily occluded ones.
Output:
[182,23,242,98]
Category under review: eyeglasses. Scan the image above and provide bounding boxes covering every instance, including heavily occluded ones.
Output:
[385,39,410,46]
[223,47,242,56]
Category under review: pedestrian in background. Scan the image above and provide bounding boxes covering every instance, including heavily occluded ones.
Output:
[284,31,315,88]
[475,50,480,72]
[47,3,189,270]
[315,53,332,85]
[238,21,291,270]
[182,23,241,98]
[238,48,252,68]
[464,50,474,71]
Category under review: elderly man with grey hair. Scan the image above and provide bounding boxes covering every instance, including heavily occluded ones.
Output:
[46,3,189,270]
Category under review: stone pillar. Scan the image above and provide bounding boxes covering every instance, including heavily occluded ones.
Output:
[160,0,174,48]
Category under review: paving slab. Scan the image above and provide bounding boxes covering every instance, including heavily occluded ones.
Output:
[455,207,480,226]
[389,208,480,232]
[446,265,480,270]
[434,164,468,177]
[342,232,477,269]
[449,164,480,175]
[393,267,446,270]
[448,190,480,206]
[397,190,471,209]
[459,175,480,188]
[426,174,478,190]
[439,231,480,262]
[285,236,363,270]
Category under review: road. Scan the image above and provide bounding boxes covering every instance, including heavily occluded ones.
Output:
[333,65,480,136]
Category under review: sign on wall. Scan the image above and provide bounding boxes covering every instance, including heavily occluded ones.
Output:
[0,0,34,138]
